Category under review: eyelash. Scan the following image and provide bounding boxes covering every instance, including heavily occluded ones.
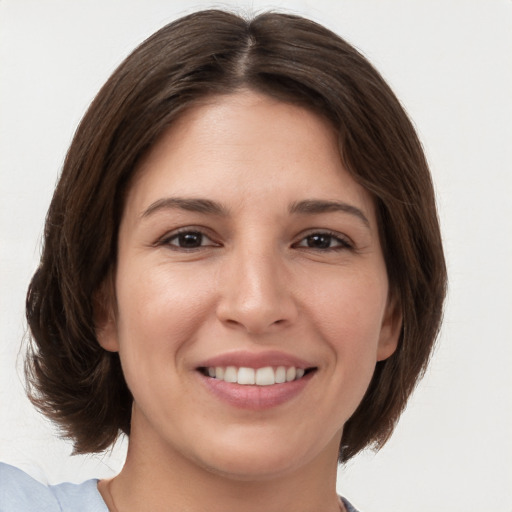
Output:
[158,228,219,251]
[158,228,353,252]
[292,230,353,251]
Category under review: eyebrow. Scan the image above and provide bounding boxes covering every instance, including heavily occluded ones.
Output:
[289,199,370,228]
[141,197,229,218]
[141,196,370,228]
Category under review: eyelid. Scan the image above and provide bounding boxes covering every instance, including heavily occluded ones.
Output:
[156,226,221,249]
[292,229,354,250]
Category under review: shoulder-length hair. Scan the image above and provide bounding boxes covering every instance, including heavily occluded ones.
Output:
[25,9,447,462]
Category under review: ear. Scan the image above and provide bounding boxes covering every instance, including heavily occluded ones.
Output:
[377,292,402,362]
[93,275,120,353]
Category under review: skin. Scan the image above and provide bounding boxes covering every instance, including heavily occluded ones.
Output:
[96,90,401,512]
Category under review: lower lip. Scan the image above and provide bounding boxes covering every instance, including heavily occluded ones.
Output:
[198,372,314,410]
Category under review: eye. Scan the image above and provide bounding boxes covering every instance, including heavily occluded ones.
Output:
[294,232,352,251]
[161,230,219,250]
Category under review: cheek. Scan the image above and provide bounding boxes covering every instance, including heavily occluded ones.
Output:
[314,282,386,421]
[309,262,387,318]
[113,263,214,381]
[305,268,388,366]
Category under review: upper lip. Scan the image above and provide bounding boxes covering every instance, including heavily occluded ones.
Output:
[196,350,316,370]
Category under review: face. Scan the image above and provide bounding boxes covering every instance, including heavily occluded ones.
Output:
[97,90,400,480]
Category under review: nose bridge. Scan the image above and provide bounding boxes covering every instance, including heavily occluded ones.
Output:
[217,236,296,333]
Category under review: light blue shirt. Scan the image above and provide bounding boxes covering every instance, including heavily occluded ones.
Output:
[0,463,108,511]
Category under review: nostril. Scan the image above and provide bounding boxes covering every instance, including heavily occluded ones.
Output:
[220,315,290,335]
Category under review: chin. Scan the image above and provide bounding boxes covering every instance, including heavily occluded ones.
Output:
[197,451,306,482]
[188,430,340,482]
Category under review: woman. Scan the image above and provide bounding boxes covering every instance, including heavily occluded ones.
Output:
[0,9,446,512]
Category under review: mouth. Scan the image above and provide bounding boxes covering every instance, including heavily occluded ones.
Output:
[198,365,317,386]
[195,351,317,409]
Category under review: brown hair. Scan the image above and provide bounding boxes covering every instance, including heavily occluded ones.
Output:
[25,9,446,462]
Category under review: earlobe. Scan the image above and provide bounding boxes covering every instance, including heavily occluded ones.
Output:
[93,277,120,353]
[96,316,119,353]
[377,294,402,362]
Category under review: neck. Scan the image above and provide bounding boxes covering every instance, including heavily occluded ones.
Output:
[101,413,343,512]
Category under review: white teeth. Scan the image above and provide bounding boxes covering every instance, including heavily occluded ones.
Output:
[255,366,275,386]
[205,365,309,385]
[275,366,286,384]
[224,366,237,383]
[237,367,255,385]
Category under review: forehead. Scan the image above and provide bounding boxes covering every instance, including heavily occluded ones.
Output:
[126,90,374,220]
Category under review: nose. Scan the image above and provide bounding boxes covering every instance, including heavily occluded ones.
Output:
[216,245,298,334]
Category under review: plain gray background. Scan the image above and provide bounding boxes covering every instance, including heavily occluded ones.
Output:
[1,1,511,511]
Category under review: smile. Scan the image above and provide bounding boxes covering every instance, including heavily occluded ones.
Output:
[200,366,311,386]
[195,351,317,409]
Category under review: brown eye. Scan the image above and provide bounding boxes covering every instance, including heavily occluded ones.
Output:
[305,234,333,249]
[174,232,204,248]
[164,231,216,249]
[295,232,352,251]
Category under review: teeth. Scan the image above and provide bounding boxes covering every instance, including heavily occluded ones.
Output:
[255,367,274,386]
[205,365,309,385]
[275,366,286,384]
[224,366,237,383]
[238,367,255,385]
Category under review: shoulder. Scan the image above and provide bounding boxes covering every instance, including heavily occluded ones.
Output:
[0,463,57,512]
[0,463,108,512]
